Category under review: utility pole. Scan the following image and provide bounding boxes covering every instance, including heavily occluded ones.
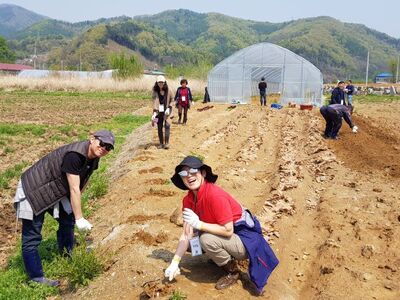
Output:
[79,50,82,71]
[396,54,399,83]
[33,39,37,69]
[365,50,370,87]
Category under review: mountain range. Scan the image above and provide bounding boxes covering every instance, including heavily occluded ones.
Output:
[1,4,399,81]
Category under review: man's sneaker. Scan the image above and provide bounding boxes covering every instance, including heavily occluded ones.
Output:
[163,143,169,149]
[32,277,60,287]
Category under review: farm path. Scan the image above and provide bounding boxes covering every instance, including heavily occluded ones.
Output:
[68,102,400,300]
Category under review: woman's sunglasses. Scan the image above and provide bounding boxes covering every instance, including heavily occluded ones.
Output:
[178,168,199,177]
[97,139,114,151]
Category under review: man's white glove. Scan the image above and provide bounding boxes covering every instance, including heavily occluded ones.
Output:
[183,208,203,230]
[151,112,157,121]
[352,125,358,133]
[165,259,180,281]
[165,107,170,116]
[75,218,93,231]
[191,101,195,107]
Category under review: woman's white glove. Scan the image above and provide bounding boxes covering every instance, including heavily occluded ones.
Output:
[165,260,180,281]
[352,125,358,133]
[151,112,157,121]
[183,208,203,230]
[75,218,93,231]
[165,107,170,116]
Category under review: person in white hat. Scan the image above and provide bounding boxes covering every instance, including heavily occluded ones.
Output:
[152,75,174,149]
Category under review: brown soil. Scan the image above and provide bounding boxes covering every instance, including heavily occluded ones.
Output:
[138,167,164,174]
[0,203,18,267]
[126,214,166,223]
[64,101,399,300]
[2,100,400,299]
[328,115,400,177]
[144,188,176,197]
[131,230,169,246]
[144,178,168,185]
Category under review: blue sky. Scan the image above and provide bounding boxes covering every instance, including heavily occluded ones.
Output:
[1,0,400,38]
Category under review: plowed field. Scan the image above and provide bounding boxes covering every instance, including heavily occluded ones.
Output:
[67,101,400,299]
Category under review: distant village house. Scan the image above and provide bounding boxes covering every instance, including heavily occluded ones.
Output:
[375,72,394,83]
[0,63,33,75]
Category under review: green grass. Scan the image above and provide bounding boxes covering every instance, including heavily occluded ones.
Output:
[0,233,103,299]
[0,162,29,189]
[354,94,400,103]
[3,147,14,154]
[169,290,187,300]
[0,124,47,137]
[322,93,400,104]
[0,113,149,299]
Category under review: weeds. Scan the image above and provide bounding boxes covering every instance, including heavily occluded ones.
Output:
[0,110,149,299]
[52,234,103,289]
[0,162,28,189]
[0,75,206,95]
[169,290,187,300]
[0,124,47,136]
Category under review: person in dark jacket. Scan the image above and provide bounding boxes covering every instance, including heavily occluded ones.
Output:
[345,80,355,105]
[258,77,267,106]
[202,86,210,103]
[330,81,346,105]
[320,104,358,139]
[174,79,193,125]
[13,130,114,286]
[165,156,278,294]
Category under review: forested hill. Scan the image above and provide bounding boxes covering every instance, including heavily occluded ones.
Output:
[0,4,47,37]
[2,5,400,80]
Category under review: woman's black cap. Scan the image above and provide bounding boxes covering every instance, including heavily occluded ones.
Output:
[171,156,218,190]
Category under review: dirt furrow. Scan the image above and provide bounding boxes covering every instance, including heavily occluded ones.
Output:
[68,104,400,300]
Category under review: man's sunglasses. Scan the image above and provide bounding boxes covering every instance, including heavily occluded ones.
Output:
[178,168,199,177]
[97,139,114,151]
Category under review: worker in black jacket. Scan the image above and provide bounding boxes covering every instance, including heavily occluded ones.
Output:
[330,81,346,105]
[14,130,114,286]
[320,104,358,139]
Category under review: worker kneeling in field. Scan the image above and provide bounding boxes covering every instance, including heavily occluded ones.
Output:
[165,156,279,294]
[13,130,114,286]
[320,104,358,139]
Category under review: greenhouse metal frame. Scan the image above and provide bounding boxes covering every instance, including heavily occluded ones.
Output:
[207,42,323,105]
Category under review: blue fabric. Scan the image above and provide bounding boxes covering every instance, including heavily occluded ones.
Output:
[234,211,279,293]
[271,103,283,109]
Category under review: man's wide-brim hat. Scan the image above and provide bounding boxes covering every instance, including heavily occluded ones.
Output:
[171,156,218,190]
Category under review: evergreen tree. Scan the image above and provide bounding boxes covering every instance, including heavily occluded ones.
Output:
[0,36,16,63]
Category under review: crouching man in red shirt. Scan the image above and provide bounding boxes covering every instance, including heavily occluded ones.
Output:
[165,156,278,293]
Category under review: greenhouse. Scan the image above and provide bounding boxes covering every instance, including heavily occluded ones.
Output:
[207,42,323,106]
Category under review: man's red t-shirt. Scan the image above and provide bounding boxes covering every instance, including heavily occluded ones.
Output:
[182,181,242,225]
